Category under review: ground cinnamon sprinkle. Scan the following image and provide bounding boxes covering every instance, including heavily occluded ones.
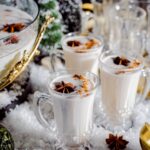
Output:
[115,59,141,75]
[115,70,127,75]
[1,23,25,33]
[85,39,99,49]
[128,59,140,69]
[73,74,90,95]
[67,38,100,53]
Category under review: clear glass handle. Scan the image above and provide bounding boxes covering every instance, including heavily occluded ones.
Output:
[33,91,56,135]
[140,69,150,102]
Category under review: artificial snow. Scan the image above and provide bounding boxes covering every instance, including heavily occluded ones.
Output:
[0,91,12,109]
[0,62,150,149]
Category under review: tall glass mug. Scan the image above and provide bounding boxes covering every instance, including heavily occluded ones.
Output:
[108,1,146,54]
[33,70,99,149]
[99,50,150,132]
[62,32,104,75]
[92,0,114,38]
[130,0,150,54]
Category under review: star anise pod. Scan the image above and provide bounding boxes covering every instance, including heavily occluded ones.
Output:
[67,40,81,47]
[4,35,19,45]
[1,23,25,33]
[106,134,129,150]
[113,56,130,67]
[54,81,76,94]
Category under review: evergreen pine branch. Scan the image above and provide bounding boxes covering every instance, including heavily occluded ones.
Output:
[38,0,63,51]
[39,1,56,10]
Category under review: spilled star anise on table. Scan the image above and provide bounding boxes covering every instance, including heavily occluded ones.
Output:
[106,134,129,150]
[54,81,76,94]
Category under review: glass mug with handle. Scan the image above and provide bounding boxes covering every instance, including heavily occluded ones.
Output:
[108,2,146,55]
[99,50,150,132]
[61,32,104,75]
[33,70,99,149]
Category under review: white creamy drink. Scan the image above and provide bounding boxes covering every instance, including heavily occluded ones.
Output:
[100,52,142,130]
[49,73,96,146]
[62,34,103,74]
[0,5,36,77]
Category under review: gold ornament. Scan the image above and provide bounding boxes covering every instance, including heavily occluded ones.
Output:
[140,123,150,150]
